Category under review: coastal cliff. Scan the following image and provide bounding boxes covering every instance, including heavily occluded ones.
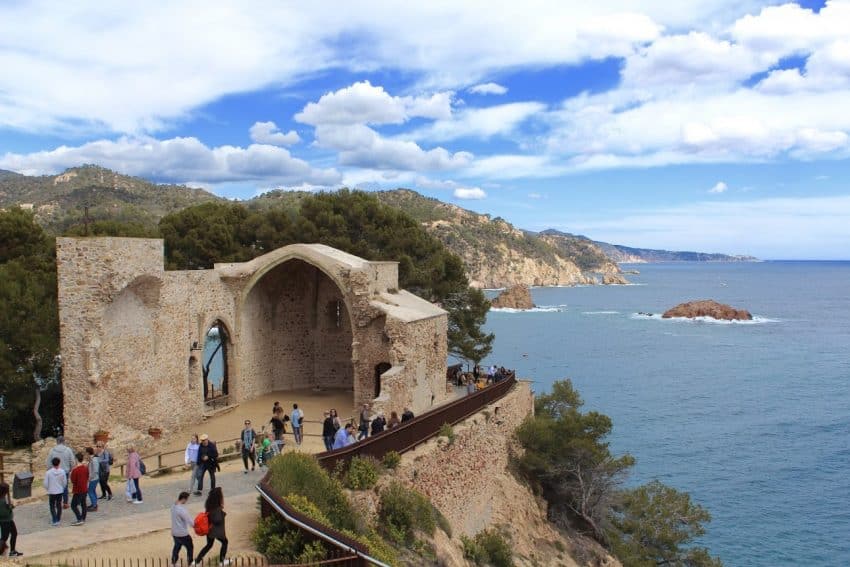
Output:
[376,190,628,289]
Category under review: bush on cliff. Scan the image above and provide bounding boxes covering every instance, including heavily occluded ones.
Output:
[343,455,380,490]
[378,481,438,545]
[461,528,514,567]
[517,380,722,566]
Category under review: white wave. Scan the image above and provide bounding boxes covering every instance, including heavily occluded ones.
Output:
[630,313,779,325]
[582,310,620,315]
[491,305,564,313]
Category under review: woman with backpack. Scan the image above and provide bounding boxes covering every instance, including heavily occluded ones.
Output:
[96,442,113,501]
[194,487,229,566]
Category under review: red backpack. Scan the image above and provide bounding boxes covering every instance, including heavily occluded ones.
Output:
[194,511,210,536]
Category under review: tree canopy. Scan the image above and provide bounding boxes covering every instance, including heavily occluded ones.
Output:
[517,380,722,566]
[0,208,61,446]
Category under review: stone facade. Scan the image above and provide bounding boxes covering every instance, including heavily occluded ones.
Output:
[56,238,448,444]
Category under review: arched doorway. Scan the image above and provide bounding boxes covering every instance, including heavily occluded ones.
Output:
[374,362,391,398]
[202,321,229,402]
[240,259,354,399]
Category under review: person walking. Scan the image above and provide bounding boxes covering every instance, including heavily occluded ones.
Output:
[357,404,370,441]
[185,434,200,493]
[45,436,74,510]
[44,457,67,526]
[194,487,229,566]
[269,410,286,452]
[240,420,257,474]
[401,407,415,423]
[126,445,143,504]
[170,491,195,567]
[0,482,22,557]
[290,403,303,446]
[96,442,113,500]
[69,452,88,526]
[71,453,89,526]
[321,411,335,451]
[196,434,218,494]
[85,447,100,511]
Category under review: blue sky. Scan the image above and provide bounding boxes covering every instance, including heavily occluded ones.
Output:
[1,0,848,259]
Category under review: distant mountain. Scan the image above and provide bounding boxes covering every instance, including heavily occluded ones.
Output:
[374,190,627,288]
[539,229,758,263]
[0,164,220,231]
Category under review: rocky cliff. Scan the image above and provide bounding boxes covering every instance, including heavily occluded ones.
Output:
[376,190,627,289]
[663,299,753,320]
[491,284,535,309]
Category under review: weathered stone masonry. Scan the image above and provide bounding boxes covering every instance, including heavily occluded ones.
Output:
[56,238,448,444]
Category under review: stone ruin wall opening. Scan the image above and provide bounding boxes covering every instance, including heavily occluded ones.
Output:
[238,258,354,400]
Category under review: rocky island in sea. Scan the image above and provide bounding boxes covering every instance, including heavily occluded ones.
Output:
[662,299,753,321]
[491,284,535,310]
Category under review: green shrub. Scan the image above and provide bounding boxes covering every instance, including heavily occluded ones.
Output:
[378,482,437,545]
[435,508,453,537]
[284,493,330,525]
[382,450,401,470]
[344,456,380,490]
[438,422,456,444]
[296,541,327,564]
[267,452,355,531]
[341,527,398,566]
[252,515,326,564]
[462,528,514,567]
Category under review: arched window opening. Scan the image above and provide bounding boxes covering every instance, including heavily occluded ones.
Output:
[203,321,229,401]
[374,362,391,399]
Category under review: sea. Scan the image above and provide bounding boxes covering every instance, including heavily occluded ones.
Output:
[482,261,850,567]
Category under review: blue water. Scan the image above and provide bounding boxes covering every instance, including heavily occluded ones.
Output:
[483,262,850,567]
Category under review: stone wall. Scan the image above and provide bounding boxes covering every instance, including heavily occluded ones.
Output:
[57,238,447,445]
[396,380,535,534]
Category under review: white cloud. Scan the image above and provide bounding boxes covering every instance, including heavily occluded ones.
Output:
[544,195,850,259]
[468,82,508,95]
[708,181,728,193]
[528,192,542,199]
[406,102,545,142]
[249,121,301,146]
[453,187,486,200]
[312,124,472,172]
[0,136,341,186]
[295,81,451,126]
[0,1,766,134]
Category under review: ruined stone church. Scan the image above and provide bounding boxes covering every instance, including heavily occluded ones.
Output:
[56,238,448,443]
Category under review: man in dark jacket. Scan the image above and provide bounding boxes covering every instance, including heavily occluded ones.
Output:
[196,434,218,494]
[370,413,387,436]
[401,407,415,422]
[321,411,335,451]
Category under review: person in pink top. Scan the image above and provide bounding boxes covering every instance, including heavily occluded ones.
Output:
[125,445,143,504]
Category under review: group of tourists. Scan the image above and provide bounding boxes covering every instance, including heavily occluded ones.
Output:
[456,363,512,394]
[320,403,415,451]
[41,435,138,528]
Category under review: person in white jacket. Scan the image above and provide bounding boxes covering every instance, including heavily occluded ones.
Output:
[45,436,74,509]
[184,434,200,493]
[44,458,67,526]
